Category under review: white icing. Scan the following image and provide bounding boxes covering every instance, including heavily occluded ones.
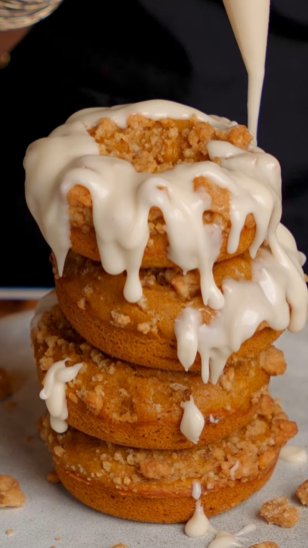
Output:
[180,395,205,444]
[223,0,270,138]
[192,480,202,500]
[175,234,308,384]
[40,359,82,433]
[31,289,58,328]
[185,481,217,538]
[185,482,256,543]
[185,500,216,538]
[279,446,308,464]
[25,100,291,310]
[67,101,237,130]
[209,415,221,424]
[230,460,239,480]
[208,532,242,548]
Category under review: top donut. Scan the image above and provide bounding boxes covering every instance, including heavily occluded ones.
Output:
[25,100,290,309]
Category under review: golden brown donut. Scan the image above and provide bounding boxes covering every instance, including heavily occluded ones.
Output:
[32,305,285,450]
[53,251,283,372]
[68,116,257,267]
[40,395,297,523]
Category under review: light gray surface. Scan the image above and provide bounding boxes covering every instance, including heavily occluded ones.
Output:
[0,311,307,548]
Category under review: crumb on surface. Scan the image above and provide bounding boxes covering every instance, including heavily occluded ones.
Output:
[6,529,14,536]
[249,543,280,548]
[54,537,62,542]
[109,545,129,548]
[0,475,25,508]
[260,497,299,528]
[296,479,308,505]
[0,367,12,400]
[46,471,61,485]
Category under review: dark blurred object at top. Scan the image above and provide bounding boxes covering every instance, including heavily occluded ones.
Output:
[1,0,308,287]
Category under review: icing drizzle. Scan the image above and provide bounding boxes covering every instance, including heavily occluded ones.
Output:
[25,99,287,309]
[185,481,257,545]
[180,396,205,444]
[175,231,308,384]
[40,359,82,433]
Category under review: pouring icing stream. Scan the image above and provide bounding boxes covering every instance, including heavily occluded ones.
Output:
[223,0,271,138]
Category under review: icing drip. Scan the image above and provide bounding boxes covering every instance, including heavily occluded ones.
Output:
[185,500,215,538]
[230,460,239,480]
[208,532,242,548]
[279,446,308,464]
[31,289,58,328]
[207,524,257,548]
[192,480,202,500]
[40,360,82,433]
[185,482,257,544]
[25,100,288,309]
[180,396,205,444]
[175,229,308,384]
[185,481,216,538]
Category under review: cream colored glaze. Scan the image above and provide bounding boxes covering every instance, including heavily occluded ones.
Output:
[40,359,82,433]
[207,524,257,548]
[192,480,202,500]
[25,100,290,310]
[185,481,216,538]
[230,460,239,480]
[209,415,221,424]
[279,446,308,464]
[180,395,205,444]
[31,289,58,329]
[185,499,216,538]
[223,0,270,138]
[185,481,256,542]
[208,533,241,548]
[175,225,308,384]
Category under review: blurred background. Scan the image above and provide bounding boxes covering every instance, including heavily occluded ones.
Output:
[1,0,307,288]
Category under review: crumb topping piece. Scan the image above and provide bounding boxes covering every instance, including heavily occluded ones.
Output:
[0,475,25,508]
[296,479,308,506]
[260,497,299,528]
[88,115,252,174]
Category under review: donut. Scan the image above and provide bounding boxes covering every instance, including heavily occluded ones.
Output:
[25,100,285,309]
[53,250,284,376]
[69,115,256,268]
[39,394,297,523]
[32,304,285,450]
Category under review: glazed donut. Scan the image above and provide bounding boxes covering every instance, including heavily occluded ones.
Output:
[25,100,285,309]
[39,395,297,523]
[69,108,257,267]
[53,250,285,378]
[32,304,286,450]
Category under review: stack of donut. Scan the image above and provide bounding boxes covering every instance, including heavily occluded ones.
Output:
[26,100,307,524]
